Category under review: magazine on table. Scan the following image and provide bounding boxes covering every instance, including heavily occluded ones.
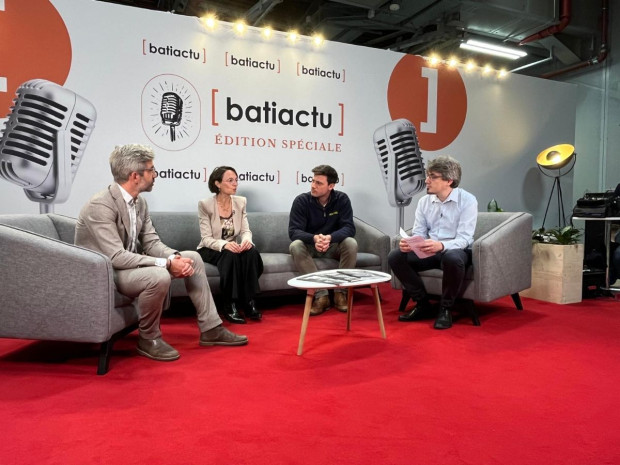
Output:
[297,269,387,285]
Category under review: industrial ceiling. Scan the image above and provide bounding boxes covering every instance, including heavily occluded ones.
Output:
[96,0,609,78]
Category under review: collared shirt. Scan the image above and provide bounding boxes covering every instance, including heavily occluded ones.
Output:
[117,184,137,253]
[412,187,478,251]
[117,184,171,268]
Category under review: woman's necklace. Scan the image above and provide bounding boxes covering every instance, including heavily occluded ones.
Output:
[217,195,232,212]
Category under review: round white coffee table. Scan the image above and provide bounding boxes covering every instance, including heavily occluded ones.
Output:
[287,269,391,355]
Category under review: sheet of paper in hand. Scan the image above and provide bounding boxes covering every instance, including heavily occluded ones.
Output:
[399,228,434,259]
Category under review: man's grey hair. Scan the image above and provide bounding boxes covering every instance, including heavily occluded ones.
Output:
[426,155,462,188]
[109,144,155,183]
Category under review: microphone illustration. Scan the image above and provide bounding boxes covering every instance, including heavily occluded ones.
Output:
[160,92,183,142]
[373,118,426,230]
[0,79,97,213]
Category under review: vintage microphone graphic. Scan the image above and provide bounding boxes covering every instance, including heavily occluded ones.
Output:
[373,118,426,230]
[0,79,97,213]
[160,92,182,142]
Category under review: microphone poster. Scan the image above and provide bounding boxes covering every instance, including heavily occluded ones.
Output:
[0,0,577,233]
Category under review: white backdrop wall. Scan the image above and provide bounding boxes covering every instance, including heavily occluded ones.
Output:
[0,0,577,234]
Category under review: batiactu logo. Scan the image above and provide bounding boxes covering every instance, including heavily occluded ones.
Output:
[141,74,201,151]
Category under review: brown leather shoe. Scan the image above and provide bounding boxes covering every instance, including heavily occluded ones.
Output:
[199,325,248,346]
[136,337,180,361]
[310,295,330,316]
[333,291,349,312]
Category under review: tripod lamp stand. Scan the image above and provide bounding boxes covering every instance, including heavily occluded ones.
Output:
[536,143,576,229]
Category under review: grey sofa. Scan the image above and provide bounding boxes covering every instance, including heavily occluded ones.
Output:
[150,211,390,297]
[0,211,389,374]
[393,211,533,325]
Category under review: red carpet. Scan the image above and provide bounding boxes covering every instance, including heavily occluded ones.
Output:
[1,284,619,465]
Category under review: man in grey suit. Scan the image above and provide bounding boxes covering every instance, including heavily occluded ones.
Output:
[75,144,247,362]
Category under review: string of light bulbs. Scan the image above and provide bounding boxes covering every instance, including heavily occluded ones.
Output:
[199,14,513,78]
[199,14,324,46]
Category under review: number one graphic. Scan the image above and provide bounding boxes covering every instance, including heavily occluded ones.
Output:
[421,67,438,134]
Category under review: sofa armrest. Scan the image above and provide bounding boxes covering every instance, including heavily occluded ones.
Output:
[353,216,391,272]
[0,224,117,343]
[472,212,533,301]
[49,213,78,244]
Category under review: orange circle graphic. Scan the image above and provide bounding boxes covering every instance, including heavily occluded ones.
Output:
[387,55,467,152]
[0,0,72,116]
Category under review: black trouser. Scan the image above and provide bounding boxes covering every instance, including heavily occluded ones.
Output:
[198,247,264,303]
[388,248,472,309]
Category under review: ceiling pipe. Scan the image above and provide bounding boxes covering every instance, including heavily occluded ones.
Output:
[519,0,571,45]
[246,0,283,26]
[541,0,608,79]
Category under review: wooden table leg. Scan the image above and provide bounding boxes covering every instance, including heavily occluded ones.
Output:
[297,290,315,355]
[346,288,354,331]
[372,285,387,339]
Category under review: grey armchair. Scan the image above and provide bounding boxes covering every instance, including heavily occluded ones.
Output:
[393,212,533,325]
[0,214,140,374]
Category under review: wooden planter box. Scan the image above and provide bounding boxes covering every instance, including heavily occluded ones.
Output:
[521,243,584,304]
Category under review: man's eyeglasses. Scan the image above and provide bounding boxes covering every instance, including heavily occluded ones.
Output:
[140,167,158,177]
[426,174,443,180]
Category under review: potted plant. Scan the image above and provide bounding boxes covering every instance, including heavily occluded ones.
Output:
[531,226,581,245]
[522,226,584,304]
[487,198,504,212]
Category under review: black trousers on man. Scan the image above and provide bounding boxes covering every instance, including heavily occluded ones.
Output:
[388,248,472,309]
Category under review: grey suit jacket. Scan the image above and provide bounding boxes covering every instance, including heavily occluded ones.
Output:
[197,195,252,251]
[75,183,177,269]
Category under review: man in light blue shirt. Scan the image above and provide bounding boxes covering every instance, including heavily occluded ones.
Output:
[389,156,478,329]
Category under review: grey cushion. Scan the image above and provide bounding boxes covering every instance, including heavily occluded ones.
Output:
[149,212,201,253]
[0,214,62,241]
[248,212,292,253]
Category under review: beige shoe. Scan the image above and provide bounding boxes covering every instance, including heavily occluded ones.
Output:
[136,337,180,361]
[310,295,330,316]
[200,325,248,346]
[333,291,349,312]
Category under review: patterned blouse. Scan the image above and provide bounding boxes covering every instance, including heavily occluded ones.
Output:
[220,212,235,241]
